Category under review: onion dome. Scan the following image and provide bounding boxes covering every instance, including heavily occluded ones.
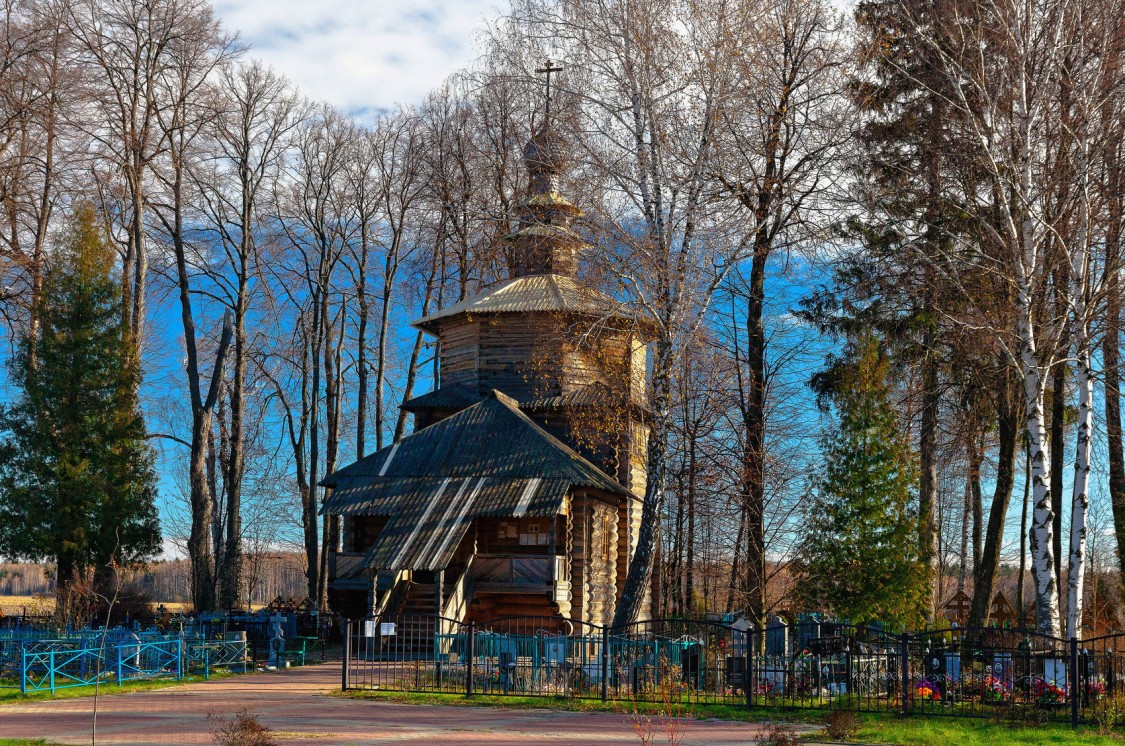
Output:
[524,124,569,194]
[506,119,586,278]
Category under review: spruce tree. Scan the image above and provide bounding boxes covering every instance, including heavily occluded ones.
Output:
[0,205,160,613]
[796,336,927,627]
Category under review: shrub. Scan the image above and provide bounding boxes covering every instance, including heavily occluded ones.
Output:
[1092,692,1125,733]
[209,708,276,746]
[758,724,801,746]
[824,710,859,740]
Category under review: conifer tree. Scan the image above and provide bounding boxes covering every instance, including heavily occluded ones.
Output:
[796,336,927,627]
[0,204,160,614]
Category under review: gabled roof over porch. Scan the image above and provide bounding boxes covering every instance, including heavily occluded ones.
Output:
[320,389,629,572]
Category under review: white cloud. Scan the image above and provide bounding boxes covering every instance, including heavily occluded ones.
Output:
[213,0,508,119]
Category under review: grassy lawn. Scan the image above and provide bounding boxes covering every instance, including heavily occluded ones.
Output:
[0,741,64,746]
[339,690,1121,744]
[850,713,1118,745]
[0,670,231,704]
[338,688,813,722]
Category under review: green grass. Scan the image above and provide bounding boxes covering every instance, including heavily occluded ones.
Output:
[0,740,64,745]
[0,670,232,704]
[338,688,814,722]
[338,690,1122,744]
[850,712,1118,745]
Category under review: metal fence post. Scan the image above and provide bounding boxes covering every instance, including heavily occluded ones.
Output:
[1070,637,1079,728]
[20,650,26,694]
[466,621,475,697]
[601,626,609,703]
[744,628,752,711]
[116,644,123,687]
[342,620,350,692]
[205,647,211,680]
[49,650,55,695]
[177,637,183,681]
[900,632,909,717]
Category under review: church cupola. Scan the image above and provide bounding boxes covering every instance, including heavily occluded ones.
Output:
[506,71,586,278]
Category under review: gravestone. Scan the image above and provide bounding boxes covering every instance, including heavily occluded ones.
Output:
[990,651,1013,689]
[1043,656,1066,689]
[766,617,789,657]
[797,619,821,652]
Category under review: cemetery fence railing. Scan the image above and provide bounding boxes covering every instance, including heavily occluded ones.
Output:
[342,613,1125,727]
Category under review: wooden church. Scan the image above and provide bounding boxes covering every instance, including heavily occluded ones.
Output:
[322,105,651,627]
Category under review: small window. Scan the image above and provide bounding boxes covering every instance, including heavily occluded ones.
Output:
[602,516,614,562]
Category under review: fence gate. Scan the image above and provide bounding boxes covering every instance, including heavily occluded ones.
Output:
[344,613,470,694]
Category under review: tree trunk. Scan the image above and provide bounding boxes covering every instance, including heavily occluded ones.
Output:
[163,150,232,612]
[1024,300,1061,636]
[741,242,768,636]
[1104,141,1125,604]
[127,169,147,357]
[355,223,370,458]
[373,248,399,452]
[219,282,248,610]
[1066,342,1092,638]
[612,338,672,627]
[1018,440,1031,626]
[918,344,940,616]
[969,433,983,580]
[1066,133,1094,641]
[969,372,1019,627]
[1049,361,1065,607]
[959,461,971,593]
[685,433,697,615]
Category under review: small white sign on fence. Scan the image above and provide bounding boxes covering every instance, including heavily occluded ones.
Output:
[363,620,377,638]
[380,622,396,636]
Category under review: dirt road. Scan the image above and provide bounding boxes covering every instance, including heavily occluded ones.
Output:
[0,663,797,745]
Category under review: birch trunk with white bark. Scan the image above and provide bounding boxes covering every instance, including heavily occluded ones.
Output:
[1066,117,1093,640]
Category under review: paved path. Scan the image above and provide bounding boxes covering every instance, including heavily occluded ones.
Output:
[0,664,804,745]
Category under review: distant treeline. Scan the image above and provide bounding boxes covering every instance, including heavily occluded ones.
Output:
[0,554,309,608]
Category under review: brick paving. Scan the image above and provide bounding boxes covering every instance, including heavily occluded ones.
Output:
[0,663,809,745]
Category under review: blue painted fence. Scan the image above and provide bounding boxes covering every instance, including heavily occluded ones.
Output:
[20,638,183,693]
[1,635,250,693]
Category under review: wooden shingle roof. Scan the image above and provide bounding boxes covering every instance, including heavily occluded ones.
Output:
[413,274,625,332]
[321,390,630,572]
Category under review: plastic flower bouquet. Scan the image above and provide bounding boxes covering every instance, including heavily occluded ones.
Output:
[1034,679,1066,705]
[915,678,940,701]
[982,674,1011,702]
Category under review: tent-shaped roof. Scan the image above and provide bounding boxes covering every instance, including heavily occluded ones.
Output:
[414,274,626,332]
[321,390,630,572]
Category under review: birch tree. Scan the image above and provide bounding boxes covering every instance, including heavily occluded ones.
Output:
[900,0,1073,635]
[499,0,761,627]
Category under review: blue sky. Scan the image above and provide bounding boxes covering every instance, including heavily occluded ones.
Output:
[213,0,508,118]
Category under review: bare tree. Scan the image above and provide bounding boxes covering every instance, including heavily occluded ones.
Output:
[714,0,850,633]
[146,0,236,611]
[194,59,300,609]
[71,0,211,355]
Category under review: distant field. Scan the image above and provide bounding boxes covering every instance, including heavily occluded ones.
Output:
[0,595,193,615]
[0,596,49,615]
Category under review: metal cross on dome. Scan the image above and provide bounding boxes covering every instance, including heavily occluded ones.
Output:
[535,59,564,121]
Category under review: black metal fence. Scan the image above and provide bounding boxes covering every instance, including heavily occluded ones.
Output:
[342,614,1125,726]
